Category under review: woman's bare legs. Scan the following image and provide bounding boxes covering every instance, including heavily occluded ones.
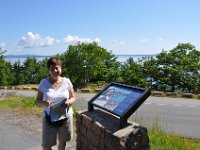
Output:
[58,141,66,150]
[43,147,52,150]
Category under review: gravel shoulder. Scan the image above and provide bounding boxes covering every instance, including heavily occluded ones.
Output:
[0,109,76,150]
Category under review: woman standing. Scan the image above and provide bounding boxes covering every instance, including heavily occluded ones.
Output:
[36,56,76,150]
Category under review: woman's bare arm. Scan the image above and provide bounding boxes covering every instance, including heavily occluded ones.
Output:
[36,90,50,107]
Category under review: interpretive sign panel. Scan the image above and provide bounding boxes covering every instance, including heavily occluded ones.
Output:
[88,82,151,127]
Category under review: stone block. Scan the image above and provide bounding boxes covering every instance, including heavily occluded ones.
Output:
[99,138,105,150]
[81,88,92,93]
[32,87,38,91]
[23,87,31,90]
[166,92,177,97]
[152,91,164,96]
[76,111,83,130]
[182,93,193,98]
[82,114,92,128]
[15,87,22,90]
[94,88,102,92]
[105,131,121,149]
[80,126,87,136]
[113,123,149,150]
[90,121,105,136]
[87,130,101,147]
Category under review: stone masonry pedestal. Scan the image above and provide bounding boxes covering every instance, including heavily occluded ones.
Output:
[76,110,150,150]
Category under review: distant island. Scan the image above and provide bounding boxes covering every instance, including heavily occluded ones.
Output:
[5,54,51,58]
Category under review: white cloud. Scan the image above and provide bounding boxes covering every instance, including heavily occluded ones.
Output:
[94,37,101,43]
[120,41,125,45]
[158,38,164,41]
[110,40,125,48]
[18,32,60,49]
[16,47,23,52]
[141,38,149,42]
[63,35,100,44]
[0,42,6,48]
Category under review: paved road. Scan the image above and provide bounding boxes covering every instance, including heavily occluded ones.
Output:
[0,122,41,150]
[132,97,200,139]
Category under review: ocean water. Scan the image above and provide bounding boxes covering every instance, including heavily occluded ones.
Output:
[5,56,49,64]
[116,55,155,62]
[5,54,155,64]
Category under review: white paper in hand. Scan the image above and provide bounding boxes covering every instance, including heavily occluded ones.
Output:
[49,99,67,122]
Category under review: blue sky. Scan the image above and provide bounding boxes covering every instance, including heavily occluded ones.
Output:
[0,0,200,55]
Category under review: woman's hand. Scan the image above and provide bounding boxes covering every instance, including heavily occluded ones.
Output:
[65,100,71,107]
[61,88,76,109]
[61,100,71,108]
[36,91,52,107]
[45,100,52,107]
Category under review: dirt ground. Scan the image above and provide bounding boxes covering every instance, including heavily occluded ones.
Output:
[0,110,76,150]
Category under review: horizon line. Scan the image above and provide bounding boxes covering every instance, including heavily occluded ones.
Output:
[5,53,157,57]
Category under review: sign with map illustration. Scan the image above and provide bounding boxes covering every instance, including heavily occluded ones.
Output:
[88,82,151,118]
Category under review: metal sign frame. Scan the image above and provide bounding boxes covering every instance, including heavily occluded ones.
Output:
[88,82,151,128]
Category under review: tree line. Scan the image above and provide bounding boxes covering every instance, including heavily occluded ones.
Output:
[0,42,200,93]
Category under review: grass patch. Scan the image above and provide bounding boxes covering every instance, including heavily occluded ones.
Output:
[149,130,200,150]
[0,96,42,116]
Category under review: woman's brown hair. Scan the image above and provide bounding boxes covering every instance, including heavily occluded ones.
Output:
[47,56,62,69]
